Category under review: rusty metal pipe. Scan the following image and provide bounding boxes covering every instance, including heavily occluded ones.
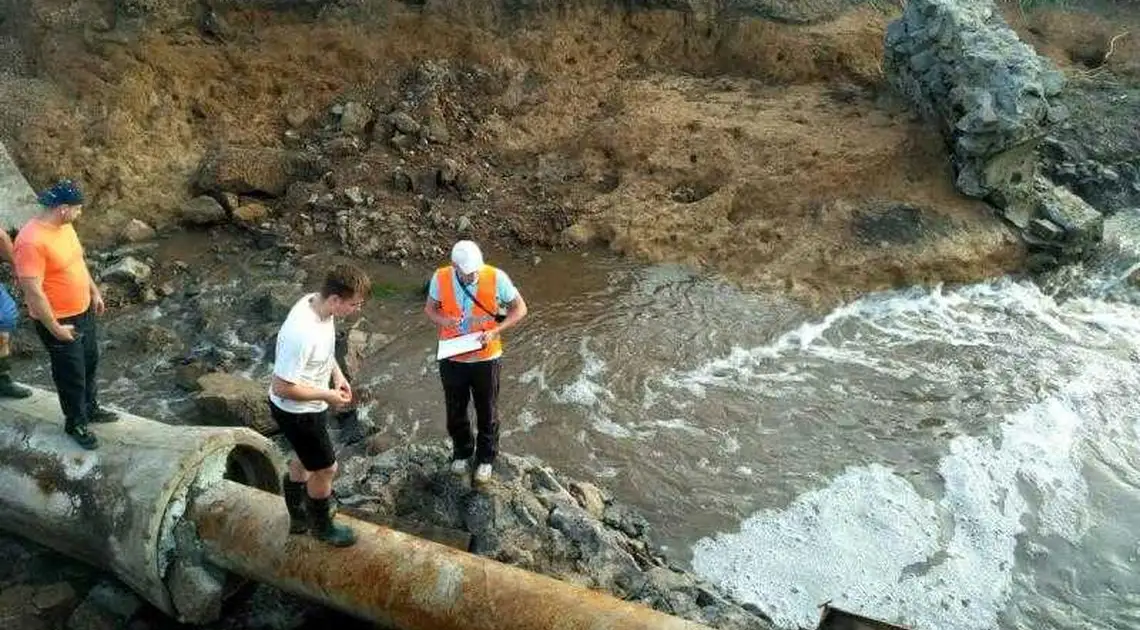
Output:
[190,479,713,630]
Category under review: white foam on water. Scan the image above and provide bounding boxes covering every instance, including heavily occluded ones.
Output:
[553,337,611,408]
[591,417,634,439]
[688,279,1140,630]
[647,418,708,435]
[666,280,1094,398]
[546,337,640,440]
[517,365,548,390]
[508,408,543,435]
[692,368,1106,629]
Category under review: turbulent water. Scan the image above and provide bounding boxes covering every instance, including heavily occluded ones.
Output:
[17,213,1140,630]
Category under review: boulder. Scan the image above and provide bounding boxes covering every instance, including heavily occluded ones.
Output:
[178,195,227,226]
[100,256,151,284]
[194,372,277,435]
[119,219,156,243]
[195,147,293,197]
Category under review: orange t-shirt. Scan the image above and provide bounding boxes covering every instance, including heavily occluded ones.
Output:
[14,220,92,318]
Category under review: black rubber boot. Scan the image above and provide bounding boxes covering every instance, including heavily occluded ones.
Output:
[307,496,356,548]
[0,357,30,399]
[65,424,98,450]
[88,407,120,423]
[283,474,308,535]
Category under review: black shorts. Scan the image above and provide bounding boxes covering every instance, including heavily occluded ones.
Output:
[268,400,336,472]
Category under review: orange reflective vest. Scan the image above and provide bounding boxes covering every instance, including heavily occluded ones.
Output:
[435,265,503,361]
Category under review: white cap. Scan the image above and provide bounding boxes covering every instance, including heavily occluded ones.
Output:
[451,240,484,274]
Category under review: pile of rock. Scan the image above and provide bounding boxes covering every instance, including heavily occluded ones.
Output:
[332,443,775,630]
[884,0,1103,266]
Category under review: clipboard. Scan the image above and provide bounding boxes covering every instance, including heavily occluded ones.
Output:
[437,332,484,360]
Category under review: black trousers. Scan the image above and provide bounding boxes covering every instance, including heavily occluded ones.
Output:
[439,358,501,464]
[34,308,99,430]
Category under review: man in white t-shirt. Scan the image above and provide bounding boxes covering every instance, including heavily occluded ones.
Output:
[268,263,370,547]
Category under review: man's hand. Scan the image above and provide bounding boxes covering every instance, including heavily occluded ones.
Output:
[324,388,352,408]
[51,324,76,342]
[333,373,352,402]
[479,327,500,346]
[91,285,106,316]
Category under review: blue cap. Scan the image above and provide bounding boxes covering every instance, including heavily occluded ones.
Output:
[37,179,84,208]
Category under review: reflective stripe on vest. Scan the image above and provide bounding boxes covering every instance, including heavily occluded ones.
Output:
[435,265,502,361]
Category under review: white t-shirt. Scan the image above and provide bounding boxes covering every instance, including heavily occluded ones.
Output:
[268,293,336,414]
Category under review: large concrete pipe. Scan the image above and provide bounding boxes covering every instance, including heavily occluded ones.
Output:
[0,387,713,630]
[191,479,712,630]
[0,388,283,623]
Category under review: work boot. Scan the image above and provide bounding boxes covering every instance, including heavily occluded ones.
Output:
[449,458,469,476]
[307,496,356,547]
[88,406,120,423]
[474,463,493,485]
[65,424,99,450]
[0,358,30,399]
[0,375,30,399]
[282,474,308,535]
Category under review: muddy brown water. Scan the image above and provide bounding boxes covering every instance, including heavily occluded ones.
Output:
[11,229,1140,630]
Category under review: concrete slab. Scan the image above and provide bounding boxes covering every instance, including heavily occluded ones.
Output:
[0,143,40,232]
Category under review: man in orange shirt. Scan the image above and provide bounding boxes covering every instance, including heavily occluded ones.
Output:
[15,180,117,450]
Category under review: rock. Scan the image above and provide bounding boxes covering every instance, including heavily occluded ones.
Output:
[1035,179,1103,258]
[195,372,278,435]
[100,256,151,284]
[644,566,696,595]
[343,187,365,206]
[339,101,373,135]
[343,328,391,377]
[456,215,473,232]
[66,600,115,630]
[387,112,420,136]
[175,361,208,391]
[281,108,305,128]
[365,433,391,455]
[391,169,413,192]
[390,132,416,150]
[158,282,176,297]
[602,503,650,539]
[198,6,231,40]
[426,116,450,144]
[326,136,361,157]
[438,158,460,186]
[178,195,227,226]
[85,581,141,620]
[549,505,604,553]
[31,582,77,612]
[64,580,141,630]
[119,219,156,243]
[233,203,270,225]
[568,481,606,519]
[166,561,224,623]
[132,324,181,353]
[282,129,304,148]
[252,286,297,322]
[562,222,595,246]
[195,147,294,197]
[0,585,46,630]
